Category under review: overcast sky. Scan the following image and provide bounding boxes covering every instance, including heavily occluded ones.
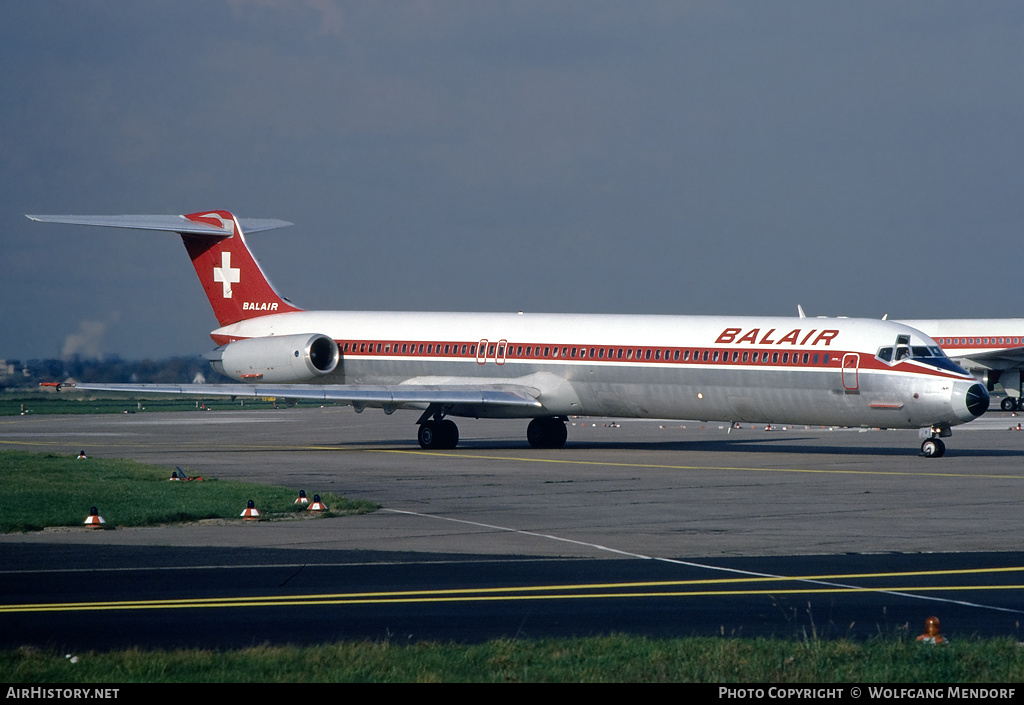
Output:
[3,1,1024,361]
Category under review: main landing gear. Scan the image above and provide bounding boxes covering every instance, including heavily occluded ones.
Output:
[1000,397,1021,411]
[417,418,459,450]
[415,409,569,450]
[526,416,568,449]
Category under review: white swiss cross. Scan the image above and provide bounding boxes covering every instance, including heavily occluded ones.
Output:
[213,251,240,298]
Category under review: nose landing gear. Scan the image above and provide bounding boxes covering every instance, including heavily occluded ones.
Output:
[920,437,945,458]
[919,423,951,458]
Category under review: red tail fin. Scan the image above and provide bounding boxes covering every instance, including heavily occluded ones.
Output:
[181,211,301,326]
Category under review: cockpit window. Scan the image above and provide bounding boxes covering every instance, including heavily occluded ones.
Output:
[877,342,970,375]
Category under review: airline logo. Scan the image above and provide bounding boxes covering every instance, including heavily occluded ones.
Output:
[213,251,240,298]
[186,211,236,234]
[716,327,840,346]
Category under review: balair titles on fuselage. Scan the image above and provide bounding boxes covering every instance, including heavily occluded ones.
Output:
[716,327,839,347]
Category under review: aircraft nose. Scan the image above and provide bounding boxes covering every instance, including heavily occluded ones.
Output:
[952,381,989,421]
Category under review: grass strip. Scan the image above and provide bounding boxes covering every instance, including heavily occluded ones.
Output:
[1,393,316,416]
[0,451,376,532]
[3,636,1023,682]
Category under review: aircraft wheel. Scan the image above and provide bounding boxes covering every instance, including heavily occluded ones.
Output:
[438,419,459,449]
[920,438,945,458]
[418,421,439,449]
[418,420,459,449]
[1001,397,1018,411]
[527,417,568,449]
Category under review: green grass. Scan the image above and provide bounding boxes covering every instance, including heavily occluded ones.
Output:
[0,451,377,532]
[2,449,1021,683]
[3,636,1023,682]
[1,392,315,416]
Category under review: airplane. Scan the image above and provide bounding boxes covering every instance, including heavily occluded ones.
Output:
[797,306,1024,412]
[27,211,989,457]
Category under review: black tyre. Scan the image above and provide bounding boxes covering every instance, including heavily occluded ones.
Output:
[527,417,567,449]
[920,438,945,458]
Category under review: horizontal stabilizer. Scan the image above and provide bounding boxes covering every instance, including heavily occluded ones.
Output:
[26,214,292,236]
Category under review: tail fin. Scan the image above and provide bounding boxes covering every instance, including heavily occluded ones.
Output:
[26,210,301,327]
[179,211,301,326]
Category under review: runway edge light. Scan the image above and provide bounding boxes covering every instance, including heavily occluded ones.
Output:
[309,494,327,512]
[241,499,261,521]
[84,506,105,528]
[916,616,948,644]
[295,490,309,506]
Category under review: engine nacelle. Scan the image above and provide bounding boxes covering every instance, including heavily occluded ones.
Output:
[207,333,340,383]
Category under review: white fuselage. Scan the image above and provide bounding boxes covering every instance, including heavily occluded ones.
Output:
[211,311,982,430]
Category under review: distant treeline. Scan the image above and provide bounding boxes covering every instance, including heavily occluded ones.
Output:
[1,356,226,390]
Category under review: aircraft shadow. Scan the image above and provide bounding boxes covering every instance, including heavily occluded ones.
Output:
[321,435,1024,458]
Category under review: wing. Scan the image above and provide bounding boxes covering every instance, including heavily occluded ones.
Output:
[951,347,1024,371]
[56,382,544,417]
